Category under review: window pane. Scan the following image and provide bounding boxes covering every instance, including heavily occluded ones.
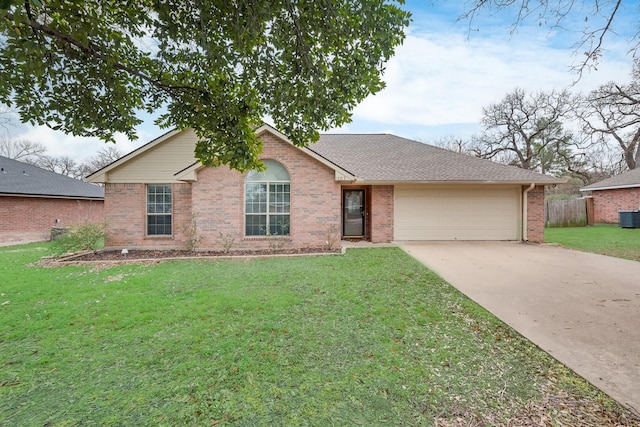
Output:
[147,214,172,235]
[269,215,290,236]
[269,183,290,213]
[246,215,267,236]
[246,160,290,182]
[245,183,267,213]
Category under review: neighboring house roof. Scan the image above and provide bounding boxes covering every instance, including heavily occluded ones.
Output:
[0,156,104,199]
[311,134,563,184]
[580,168,640,191]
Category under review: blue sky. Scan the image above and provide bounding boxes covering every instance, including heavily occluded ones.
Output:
[7,0,639,161]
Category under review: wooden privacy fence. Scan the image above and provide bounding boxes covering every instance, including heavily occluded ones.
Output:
[545,198,594,228]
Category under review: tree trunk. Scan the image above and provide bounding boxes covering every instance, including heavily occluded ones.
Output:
[627,128,640,170]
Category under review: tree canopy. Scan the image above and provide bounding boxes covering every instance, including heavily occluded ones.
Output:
[0,0,410,171]
[580,60,640,170]
[477,88,579,173]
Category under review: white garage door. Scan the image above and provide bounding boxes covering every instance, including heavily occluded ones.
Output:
[394,185,520,241]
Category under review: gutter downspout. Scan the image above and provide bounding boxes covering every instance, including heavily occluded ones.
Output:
[522,183,536,241]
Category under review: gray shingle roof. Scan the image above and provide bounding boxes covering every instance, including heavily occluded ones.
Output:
[311,134,561,183]
[581,168,640,191]
[0,156,104,199]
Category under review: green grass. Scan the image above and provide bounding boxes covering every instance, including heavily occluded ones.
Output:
[1,243,635,426]
[545,224,640,261]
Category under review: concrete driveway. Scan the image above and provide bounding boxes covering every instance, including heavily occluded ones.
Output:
[396,241,640,413]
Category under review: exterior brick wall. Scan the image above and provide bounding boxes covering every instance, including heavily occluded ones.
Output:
[103,183,145,248]
[104,133,341,250]
[0,196,104,245]
[99,129,552,249]
[191,133,341,250]
[591,188,640,223]
[526,185,545,243]
[173,183,193,247]
[104,183,193,249]
[369,185,394,243]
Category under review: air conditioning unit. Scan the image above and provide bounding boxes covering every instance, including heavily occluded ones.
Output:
[619,210,640,228]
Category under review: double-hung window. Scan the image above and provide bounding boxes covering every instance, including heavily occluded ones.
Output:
[245,160,290,236]
[147,184,172,236]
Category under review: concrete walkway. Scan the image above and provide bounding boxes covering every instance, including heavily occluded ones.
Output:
[396,241,640,413]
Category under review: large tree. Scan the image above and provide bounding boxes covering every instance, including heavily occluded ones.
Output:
[476,88,580,174]
[34,154,81,178]
[78,145,124,177]
[580,60,640,170]
[0,1,410,171]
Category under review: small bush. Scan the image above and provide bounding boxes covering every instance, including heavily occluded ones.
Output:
[217,232,235,253]
[183,214,202,251]
[263,226,289,252]
[52,222,107,254]
[325,224,340,250]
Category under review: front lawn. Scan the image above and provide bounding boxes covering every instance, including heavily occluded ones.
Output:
[545,224,640,261]
[1,243,636,425]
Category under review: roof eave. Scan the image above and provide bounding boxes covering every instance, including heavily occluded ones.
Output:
[0,192,104,200]
[352,179,564,185]
[174,162,201,182]
[580,183,640,192]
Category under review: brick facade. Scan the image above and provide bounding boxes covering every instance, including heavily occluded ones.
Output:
[0,196,104,245]
[99,129,552,249]
[590,187,640,223]
[103,183,143,248]
[369,185,394,243]
[104,183,193,249]
[526,185,545,243]
[103,133,342,250]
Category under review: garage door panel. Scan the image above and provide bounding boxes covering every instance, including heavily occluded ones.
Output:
[394,186,520,241]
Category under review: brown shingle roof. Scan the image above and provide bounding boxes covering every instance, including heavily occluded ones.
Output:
[581,168,640,191]
[310,134,561,184]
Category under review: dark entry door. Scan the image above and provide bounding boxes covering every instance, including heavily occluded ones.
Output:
[343,189,365,237]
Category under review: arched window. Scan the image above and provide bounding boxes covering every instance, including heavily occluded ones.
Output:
[245,160,290,236]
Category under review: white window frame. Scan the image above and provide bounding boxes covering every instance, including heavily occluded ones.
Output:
[146,184,172,236]
[245,161,290,237]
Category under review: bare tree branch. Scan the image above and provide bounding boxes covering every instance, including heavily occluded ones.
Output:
[579,61,640,169]
[460,0,630,76]
[0,136,47,161]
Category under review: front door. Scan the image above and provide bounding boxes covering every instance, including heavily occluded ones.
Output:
[343,189,365,237]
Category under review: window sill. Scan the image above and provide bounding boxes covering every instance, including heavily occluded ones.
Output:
[144,235,173,240]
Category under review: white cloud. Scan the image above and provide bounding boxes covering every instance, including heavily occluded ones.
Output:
[350,27,633,129]
[14,126,150,162]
